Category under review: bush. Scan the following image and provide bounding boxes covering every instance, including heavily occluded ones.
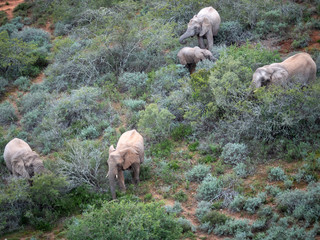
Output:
[13,76,31,91]
[201,211,230,227]
[276,182,320,224]
[123,99,146,111]
[149,139,173,158]
[171,123,192,141]
[11,27,50,47]
[233,162,249,178]
[196,201,212,222]
[185,164,211,183]
[268,167,287,181]
[215,21,252,45]
[0,76,8,95]
[0,178,30,235]
[173,190,188,202]
[243,192,266,214]
[138,103,175,141]
[196,175,223,201]
[176,217,196,233]
[229,194,246,212]
[66,200,183,240]
[32,87,115,153]
[213,219,252,238]
[118,72,148,97]
[0,101,17,125]
[220,143,248,165]
[57,139,107,190]
[165,201,182,215]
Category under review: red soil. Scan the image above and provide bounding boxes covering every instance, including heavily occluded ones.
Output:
[0,0,24,19]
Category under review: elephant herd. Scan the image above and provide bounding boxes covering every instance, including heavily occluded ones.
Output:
[2,6,318,200]
[3,130,144,199]
[178,7,317,88]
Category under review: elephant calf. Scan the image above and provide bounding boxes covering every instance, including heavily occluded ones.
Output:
[107,129,144,199]
[177,46,215,74]
[3,138,45,179]
[252,52,317,89]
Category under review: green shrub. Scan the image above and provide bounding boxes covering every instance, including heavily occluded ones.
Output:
[66,200,183,240]
[171,123,192,141]
[213,218,252,238]
[195,201,212,222]
[118,72,148,97]
[233,162,249,178]
[149,139,173,158]
[276,182,320,224]
[268,167,287,182]
[0,11,8,26]
[138,103,175,141]
[185,164,211,183]
[0,178,31,235]
[57,139,107,190]
[165,201,182,215]
[13,76,31,91]
[243,192,266,214]
[265,185,282,197]
[0,101,17,125]
[0,76,8,96]
[188,141,199,152]
[196,175,223,201]
[202,211,230,227]
[173,190,188,202]
[220,143,248,165]
[215,21,252,45]
[176,217,196,233]
[122,99,146,111]
[229,194,246,212]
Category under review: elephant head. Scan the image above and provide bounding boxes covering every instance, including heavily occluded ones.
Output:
[107,145,141,199]
[179,16,211,44]
[251,65,289,89]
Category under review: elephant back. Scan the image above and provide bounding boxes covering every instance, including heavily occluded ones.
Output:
[116,130,144,155]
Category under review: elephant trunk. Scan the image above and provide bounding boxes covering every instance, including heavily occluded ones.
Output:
[179,29,195,44]
[34,160,45,175]
[107,165,118,199]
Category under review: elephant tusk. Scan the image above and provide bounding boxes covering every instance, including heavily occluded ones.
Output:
[106,173,109,178]
[116,174,118,179]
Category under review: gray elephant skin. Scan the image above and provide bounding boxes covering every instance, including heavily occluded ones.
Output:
[179,6,221,50]
[177,46,215,73]
[3,138,45,179]
[107,129,144,199]
[252,52,317,89]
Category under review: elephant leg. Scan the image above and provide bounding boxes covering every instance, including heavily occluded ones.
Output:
[131,163,140,185]
[206,31,214,50]
[118,170,126,192]
[198,36,206,49]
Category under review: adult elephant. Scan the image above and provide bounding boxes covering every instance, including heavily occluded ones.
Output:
[107,129,144,199]
[3,138,45,179]
[179,6,221,50]
[251,52,317,89]
[177,46,215,74]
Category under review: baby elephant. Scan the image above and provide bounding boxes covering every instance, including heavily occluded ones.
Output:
[107,129,144,199]
[177,46,215,74]
[4,138,45,179]
[252,52,317,89]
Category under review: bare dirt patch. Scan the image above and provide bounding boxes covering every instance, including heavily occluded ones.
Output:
[0,0,24,19]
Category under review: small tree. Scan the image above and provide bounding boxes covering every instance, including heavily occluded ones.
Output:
[138,103,175,141]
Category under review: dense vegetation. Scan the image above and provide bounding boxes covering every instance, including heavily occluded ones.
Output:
[0,0,319,239]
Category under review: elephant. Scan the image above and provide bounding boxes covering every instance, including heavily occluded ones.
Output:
[3,138,45,179]
[107,129,144,199]
[177,46,215,74]
[252,52,317,89]
[179,6,221,50]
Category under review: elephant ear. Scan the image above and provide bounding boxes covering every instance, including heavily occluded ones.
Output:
[109,145,116,154]
[194,49,205,63]
[200,17,211,37]
[271,67,289,85]
[11,153,30,178]
[119,147,139,170]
